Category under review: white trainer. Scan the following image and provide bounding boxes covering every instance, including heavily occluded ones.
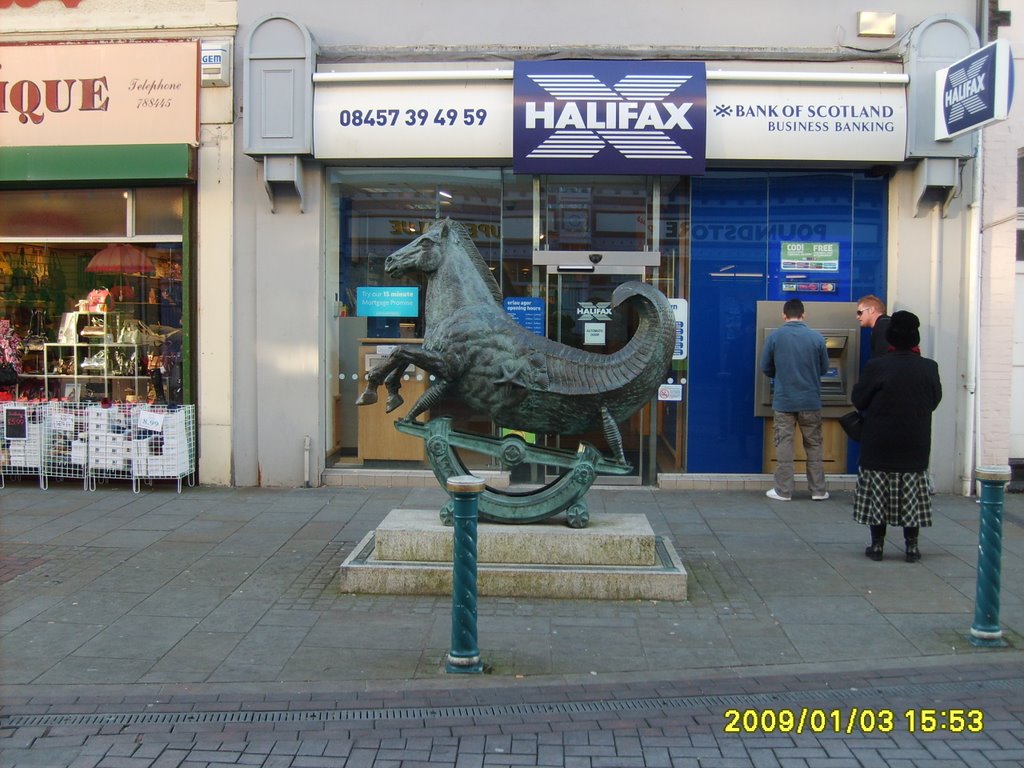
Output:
[812,492,830,501]
[766,489,791,501]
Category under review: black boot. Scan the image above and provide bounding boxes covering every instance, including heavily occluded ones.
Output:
[865,524,886,561]
[904,526,921,563]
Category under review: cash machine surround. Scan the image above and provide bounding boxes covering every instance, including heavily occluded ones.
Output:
[754,301,861,474]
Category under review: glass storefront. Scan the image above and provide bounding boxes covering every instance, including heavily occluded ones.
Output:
[0,188,190,406]
[326,169,527,470]
[326,169,684,481]
[324,168,886,482]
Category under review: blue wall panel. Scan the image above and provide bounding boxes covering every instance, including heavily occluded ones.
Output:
[687,174,768,472]
[686,171,886,473]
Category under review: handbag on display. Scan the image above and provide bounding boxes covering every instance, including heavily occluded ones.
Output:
[80,317,106,338]
[22,310,48,351]
[0,362,17,387]
[86,287,114,312]
[117,318,157,345]
[110,284,135,302]
[838,410,864,442]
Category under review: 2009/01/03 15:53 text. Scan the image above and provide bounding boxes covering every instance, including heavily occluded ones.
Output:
[723,707,985,734]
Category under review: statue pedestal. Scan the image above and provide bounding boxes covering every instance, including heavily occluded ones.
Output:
[337,510,687,601]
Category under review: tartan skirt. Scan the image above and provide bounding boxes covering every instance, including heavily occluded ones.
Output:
[852,469,933,527]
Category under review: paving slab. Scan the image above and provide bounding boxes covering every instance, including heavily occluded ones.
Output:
[1,481,1022,766]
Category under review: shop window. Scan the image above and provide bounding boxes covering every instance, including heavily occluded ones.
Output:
[326,168,537,467]
[136,188,185,236]
[0,188,186,405]
[538,176,648,251]
[0,189,128,238]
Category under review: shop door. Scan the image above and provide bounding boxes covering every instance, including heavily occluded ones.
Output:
[538,252,660,484]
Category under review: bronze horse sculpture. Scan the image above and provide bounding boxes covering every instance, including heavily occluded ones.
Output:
[355,218,675,467]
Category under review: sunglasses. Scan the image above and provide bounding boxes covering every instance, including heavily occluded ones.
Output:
[856,309,866,316]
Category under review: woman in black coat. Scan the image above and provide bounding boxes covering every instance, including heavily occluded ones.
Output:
[851,311,942,562]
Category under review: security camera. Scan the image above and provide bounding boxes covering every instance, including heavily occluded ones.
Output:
[588,253,603,264]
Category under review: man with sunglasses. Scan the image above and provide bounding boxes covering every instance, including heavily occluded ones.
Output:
[856,295,891,358]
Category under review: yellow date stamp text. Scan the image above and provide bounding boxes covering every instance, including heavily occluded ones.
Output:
[723,707,985,734]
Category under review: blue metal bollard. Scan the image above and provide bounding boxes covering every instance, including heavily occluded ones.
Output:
[970,465,1011,648]
[445,475,486,674]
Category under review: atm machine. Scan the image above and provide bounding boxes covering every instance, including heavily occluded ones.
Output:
[753,301,860,474]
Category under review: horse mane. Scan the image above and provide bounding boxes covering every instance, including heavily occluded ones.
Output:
[443,219,503,304]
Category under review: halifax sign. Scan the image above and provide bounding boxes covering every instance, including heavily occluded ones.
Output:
[935,39,1014,141]
[513,60,707,175]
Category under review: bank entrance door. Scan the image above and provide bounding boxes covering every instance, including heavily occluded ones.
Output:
[535,250,662,485]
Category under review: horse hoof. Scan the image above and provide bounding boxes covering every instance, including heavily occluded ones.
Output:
[355,390,378,406]
[384,395,405,413]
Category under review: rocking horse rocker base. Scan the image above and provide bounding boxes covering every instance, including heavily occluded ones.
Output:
[395,417,630,528]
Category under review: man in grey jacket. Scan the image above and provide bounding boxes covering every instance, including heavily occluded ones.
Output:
[759,299,830,501]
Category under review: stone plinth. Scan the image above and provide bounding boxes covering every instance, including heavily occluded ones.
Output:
[337,509,687,601]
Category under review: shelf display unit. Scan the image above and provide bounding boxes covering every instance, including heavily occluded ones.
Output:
[42,311,151,402]
[44,341,147,401]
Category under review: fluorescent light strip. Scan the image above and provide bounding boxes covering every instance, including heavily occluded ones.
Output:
[313,69,907,85]
[313,69,514,82]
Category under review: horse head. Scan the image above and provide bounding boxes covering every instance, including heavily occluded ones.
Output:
[385,219,448,279]
[384,218,503,303]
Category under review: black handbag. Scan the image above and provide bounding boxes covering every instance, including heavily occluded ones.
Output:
[0,362,17,387]
[838,410,864,441]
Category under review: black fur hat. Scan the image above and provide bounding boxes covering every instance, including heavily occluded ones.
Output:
[886,310,920,350]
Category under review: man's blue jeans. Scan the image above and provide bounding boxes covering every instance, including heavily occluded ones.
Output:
[772,410,826,498]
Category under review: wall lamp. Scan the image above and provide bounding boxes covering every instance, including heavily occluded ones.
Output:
[857,11,896,37]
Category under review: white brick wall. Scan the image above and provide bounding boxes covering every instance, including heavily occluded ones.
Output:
[982,2,1024,465]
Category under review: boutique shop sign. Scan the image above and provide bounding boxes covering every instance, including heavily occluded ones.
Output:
[0,40,198,147]
[705,73,908,162]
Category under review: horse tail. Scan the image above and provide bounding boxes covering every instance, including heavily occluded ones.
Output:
[603,282,676,414]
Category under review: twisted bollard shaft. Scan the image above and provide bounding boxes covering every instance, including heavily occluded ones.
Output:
[970,465,1011,648]
[446,475,485,673]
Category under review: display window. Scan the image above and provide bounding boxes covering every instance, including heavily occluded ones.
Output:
[0,188,188,405]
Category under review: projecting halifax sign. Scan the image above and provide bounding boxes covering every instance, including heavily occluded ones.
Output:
[935,39,1014,140]
[513,60,706,175]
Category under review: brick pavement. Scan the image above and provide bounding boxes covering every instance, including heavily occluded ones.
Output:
[1,481,1022,766]
[1,659,1022,767]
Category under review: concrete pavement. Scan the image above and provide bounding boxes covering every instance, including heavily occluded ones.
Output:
[1,479,1022,766]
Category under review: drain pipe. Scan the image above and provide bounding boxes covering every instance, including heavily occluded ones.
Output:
[303,435,311,488]
[962,148,982,497]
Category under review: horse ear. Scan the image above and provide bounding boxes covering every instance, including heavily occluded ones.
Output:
[428,218,448,241]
